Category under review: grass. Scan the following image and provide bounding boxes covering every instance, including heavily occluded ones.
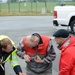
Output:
[0,11,53,16]
[0,1,75,16]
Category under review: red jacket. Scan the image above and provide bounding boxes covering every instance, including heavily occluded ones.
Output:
[58,35,75,75]
[22,35,50,55]
[17,35,56,73]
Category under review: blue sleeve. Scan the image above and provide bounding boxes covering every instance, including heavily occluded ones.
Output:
[13,65,22,75]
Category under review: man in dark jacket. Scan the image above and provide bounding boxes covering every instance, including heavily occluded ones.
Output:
[17,33,56,75]
[0,35,26,75]
[53,29,75,75]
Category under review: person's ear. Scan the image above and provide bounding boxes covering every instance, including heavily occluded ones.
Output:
[2,48,5,51]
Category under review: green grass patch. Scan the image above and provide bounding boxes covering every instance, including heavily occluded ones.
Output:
[0,1,75,16]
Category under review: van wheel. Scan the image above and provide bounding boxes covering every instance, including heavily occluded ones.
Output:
[70,20,75,34]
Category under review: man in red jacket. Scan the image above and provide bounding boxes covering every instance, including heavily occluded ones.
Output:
[17,33,56,75]
[53,29,75,75]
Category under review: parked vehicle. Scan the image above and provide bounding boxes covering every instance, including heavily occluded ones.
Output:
[53,5,75,33]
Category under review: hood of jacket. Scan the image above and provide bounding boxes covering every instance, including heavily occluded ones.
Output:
[59,35,75,52]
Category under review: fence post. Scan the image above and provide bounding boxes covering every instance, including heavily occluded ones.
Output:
[45,0,47,9]
[36,0,37,14]
[19,0,20,12]
[30,0,32,12]
[8,0,10,12]
[0,1,1,12]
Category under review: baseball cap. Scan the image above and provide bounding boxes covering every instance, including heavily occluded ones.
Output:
[53,29,69,38]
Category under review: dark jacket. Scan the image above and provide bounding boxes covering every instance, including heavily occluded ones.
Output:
[17,35,56,74]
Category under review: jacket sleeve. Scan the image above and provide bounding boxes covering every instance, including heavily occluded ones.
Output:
[10,48,22,75]
[58,50,74,75]
[43,40,56,64]
[17,40,25,59]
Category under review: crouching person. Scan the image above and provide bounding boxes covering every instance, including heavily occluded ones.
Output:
[0,35,26,75]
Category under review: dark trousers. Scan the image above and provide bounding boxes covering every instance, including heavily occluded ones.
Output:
[0,64,5,75]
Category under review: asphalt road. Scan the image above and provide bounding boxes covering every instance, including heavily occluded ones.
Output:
[0,16,69,75]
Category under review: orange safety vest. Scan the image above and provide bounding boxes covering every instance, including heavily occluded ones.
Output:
[22,35,50,55]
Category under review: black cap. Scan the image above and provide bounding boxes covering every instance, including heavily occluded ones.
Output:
[53,29,69,38]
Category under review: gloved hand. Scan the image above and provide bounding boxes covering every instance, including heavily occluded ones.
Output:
[23,54,31,62]
[34,55,44,63]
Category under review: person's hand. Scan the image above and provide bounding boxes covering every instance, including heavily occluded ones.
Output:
[34,55,44,63]
[19,72,26,75]
[23,54,31,62]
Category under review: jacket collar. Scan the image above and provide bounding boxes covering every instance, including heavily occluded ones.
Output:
[59,35,75,52]
[59,36,71,52]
